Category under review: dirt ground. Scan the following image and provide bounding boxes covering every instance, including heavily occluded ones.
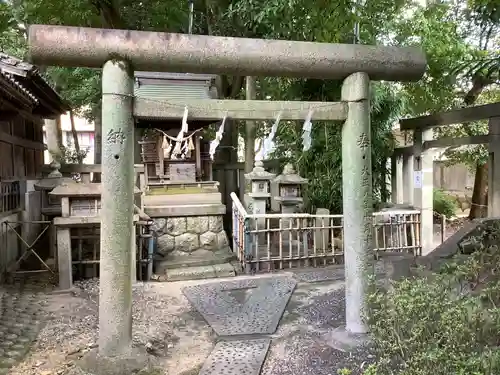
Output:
[8,279,215,375]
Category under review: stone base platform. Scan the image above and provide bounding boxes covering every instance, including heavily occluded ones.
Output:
[149,210,240,281]
[153,262,238,282]
[154,247,239,281]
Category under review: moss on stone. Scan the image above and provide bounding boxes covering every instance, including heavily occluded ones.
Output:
[177,364,203,375]
[137,367,164,375]
[146,186,205,195]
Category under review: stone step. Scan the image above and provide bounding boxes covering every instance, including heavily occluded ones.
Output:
[154,263,237,282]
[155,248,237,271]
[143,192,222,206]
[145,203,226,217]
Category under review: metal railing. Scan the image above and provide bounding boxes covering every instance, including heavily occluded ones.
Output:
[230,193,422,272]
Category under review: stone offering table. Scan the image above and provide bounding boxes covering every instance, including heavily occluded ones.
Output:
[50,183,141,290]
[144,181,236,281]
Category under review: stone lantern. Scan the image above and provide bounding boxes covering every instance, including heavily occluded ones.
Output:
[273,163,308,213]
[35,161,76,216]
[34,160,77,259]
[273,164,308,239]
[244,160,276,227]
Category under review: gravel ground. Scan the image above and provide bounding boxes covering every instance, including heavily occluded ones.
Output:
[6,271,375,375]
[8,279,215,375]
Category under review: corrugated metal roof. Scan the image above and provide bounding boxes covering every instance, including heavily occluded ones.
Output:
[134,81,216,101]
[134,71,217,81]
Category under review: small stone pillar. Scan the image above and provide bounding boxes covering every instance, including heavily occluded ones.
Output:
[488,116,500,217]
[391,154,403,204]
[244,160,276,228]
[413,128,434,255]
[402,153,414,205]
[273,164,308,239]
[314,208,330,250]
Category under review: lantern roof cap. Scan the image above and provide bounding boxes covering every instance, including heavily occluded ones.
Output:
[34,161,77,191]
[244,160,276,181]
[273,163,308,185]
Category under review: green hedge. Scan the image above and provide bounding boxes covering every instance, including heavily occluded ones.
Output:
[364,223,500,375]
[433,189,458,218]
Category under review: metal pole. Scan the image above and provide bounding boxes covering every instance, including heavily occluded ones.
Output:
[99,59,135,357]
[341,72,372,334]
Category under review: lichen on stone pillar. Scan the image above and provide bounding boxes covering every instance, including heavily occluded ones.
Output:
[99,59,135,357]
[341,72,373,334]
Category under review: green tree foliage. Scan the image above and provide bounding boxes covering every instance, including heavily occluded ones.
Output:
[3,0,498,215]
[270,81,402,213]
[392,3,475,115]
[0,0,190,116]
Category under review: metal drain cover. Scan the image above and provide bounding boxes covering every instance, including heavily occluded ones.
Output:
[199,339,271,375]
[182,276,296,336]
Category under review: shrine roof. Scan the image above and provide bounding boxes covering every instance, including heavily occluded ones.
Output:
[0,51,69,117]
[50,183,142,197]
[134,72,217,81]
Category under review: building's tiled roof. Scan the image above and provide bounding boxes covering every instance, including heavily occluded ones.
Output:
[0,69,39,104]
[0,52,69,117]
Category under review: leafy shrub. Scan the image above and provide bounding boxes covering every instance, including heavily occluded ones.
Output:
[50,144,89,164]
[365,222,500,375]
[433,189,458,218]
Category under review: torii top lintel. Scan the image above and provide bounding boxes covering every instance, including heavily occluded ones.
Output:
[28,25,427,82]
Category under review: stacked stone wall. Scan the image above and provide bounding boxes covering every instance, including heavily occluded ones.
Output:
[152,215,229,256]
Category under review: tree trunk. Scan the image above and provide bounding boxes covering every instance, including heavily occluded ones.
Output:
[69,110,83,164]
[44,117,62,162]
[462,74,493,219]
[245,76,257,173]
[469,162,488,219]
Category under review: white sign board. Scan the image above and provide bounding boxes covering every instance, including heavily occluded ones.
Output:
[414,171,422,189]
[168,163,196,181]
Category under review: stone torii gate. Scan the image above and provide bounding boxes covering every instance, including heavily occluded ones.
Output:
[28,25,426,358]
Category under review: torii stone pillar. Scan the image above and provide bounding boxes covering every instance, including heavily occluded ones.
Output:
[99,60,135,357]
[341,72,372,334]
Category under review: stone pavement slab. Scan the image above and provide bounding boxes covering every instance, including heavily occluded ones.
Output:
[199,339,270,375]
[0,287,46,375]
[182,276,296,336]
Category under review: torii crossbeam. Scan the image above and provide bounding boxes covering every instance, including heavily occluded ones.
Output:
[28,24,427,358]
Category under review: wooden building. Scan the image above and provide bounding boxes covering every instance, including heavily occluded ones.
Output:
[0,52,68,185]
[0,52,67,278]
